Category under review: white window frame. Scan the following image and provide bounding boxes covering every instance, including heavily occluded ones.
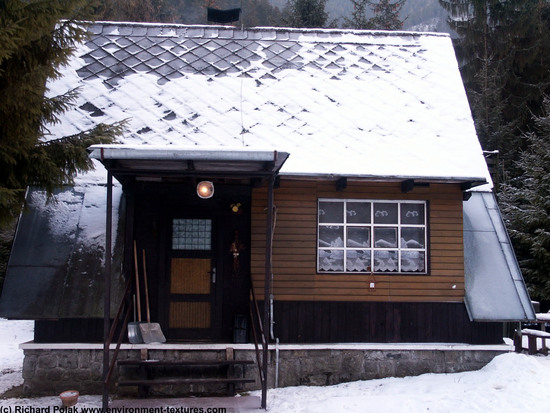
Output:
[317,199,428,274]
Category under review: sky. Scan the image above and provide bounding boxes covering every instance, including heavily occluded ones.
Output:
[1,318,550,412]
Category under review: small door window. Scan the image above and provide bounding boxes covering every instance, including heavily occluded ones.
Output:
[172,219,212,250]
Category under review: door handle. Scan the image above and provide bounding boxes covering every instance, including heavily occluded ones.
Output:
[211,267,216,284]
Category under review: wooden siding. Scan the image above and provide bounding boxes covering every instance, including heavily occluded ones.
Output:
[251,180,465,302]
[266,301,503,344]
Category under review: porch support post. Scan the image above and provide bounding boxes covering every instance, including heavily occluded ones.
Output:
[102,171,113,410]
[262,173,275,409]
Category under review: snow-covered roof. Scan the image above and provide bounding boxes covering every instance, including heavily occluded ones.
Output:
[47,22,490,185]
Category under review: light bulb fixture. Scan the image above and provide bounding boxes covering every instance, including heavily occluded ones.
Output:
[196,181,214,199]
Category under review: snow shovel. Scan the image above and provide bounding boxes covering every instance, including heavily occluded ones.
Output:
[128,241,144,344]
[128,294,143,344]
[139,249,166,344]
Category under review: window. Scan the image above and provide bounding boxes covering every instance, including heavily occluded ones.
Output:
[317,199,427,274]
[172,219,212,250]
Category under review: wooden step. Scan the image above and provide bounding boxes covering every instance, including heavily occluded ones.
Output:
[116,356,255,397]
[118,359,254,367]
[118,377,255,387]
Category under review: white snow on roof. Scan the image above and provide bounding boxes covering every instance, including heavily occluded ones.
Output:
[46,23,491,185]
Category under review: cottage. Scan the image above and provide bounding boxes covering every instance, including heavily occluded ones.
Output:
[0,22,535,407]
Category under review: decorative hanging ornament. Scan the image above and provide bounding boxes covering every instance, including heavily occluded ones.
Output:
[230,202,242,214]
[229,230,246,278]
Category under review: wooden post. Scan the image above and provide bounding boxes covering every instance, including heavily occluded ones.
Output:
[513,329,522,353]
[262,174,275,409]
[102,171,113,410]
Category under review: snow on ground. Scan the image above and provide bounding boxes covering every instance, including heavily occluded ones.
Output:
[0,318,33,396]
[1,317,549,412]
[0,318,104,409]
[261,353,550,412]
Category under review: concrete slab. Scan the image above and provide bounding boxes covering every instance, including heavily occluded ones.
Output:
[110,396,262,412]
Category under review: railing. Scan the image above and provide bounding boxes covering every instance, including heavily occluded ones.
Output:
[103,276,133,390]
[249,279,268,402]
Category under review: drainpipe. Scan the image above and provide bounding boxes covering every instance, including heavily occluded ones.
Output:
[102,171,113,410]
[270,293,280,387]
[269,200,279,388]
[275,338,280,388]
[270,294,275,340]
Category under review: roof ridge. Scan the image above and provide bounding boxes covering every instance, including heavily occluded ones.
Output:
[89,21,450,42]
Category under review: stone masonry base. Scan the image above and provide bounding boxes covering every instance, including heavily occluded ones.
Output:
[20,343,511,397]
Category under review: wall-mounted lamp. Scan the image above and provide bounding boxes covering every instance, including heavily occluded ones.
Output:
[197,181,214,199]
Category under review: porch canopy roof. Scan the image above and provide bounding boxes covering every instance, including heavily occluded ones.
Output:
[88,144,290,184]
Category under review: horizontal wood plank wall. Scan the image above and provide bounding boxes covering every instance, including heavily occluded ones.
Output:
[265,301,503,344]
[251,180,465,303]
[35,319,111,343]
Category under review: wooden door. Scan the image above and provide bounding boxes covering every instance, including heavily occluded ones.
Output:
[167,218,217,340]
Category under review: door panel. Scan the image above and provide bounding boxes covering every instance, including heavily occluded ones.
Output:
[170,258,211,295]
[169,258,212,330]
[169,301,210,329]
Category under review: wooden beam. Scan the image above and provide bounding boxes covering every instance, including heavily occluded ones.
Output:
[336,177,347,191]
[401,179,415,193]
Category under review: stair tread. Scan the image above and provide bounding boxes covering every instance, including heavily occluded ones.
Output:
[118,359,254,366]
[118,377,255,386]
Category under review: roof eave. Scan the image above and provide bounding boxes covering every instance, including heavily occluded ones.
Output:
[278,172,488,188]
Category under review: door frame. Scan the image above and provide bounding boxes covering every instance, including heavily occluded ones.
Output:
[161,213,224,341]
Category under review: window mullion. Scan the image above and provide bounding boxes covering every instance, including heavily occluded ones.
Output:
[398,203,401,273]
[370,202,374,274]
[343,200,348,273]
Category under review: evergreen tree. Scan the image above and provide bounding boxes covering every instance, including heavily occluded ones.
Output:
[344,0,372,29]
[96,0,177,22]
[439,0,550,176]
[241,0,284,27]
[468,57,517,187]
[344,0,405,30]
[170,0,205,24]
[369,0,405,30]
[0,0,122,225]
[281,0,329,28]
[500,97,550,300]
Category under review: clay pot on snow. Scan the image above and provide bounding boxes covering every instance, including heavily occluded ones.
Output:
[59,390,79,407]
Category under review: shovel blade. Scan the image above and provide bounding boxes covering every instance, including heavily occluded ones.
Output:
[128,322,144,344]
[139,323,166,344]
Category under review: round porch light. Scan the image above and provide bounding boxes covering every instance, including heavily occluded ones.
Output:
[197,181,214,199]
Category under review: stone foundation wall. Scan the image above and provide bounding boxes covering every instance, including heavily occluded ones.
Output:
[21,344,510,397]
[275,348,506,387]
[22,348,106,396]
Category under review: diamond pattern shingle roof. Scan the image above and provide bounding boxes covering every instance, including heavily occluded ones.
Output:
[48,22,490,184]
